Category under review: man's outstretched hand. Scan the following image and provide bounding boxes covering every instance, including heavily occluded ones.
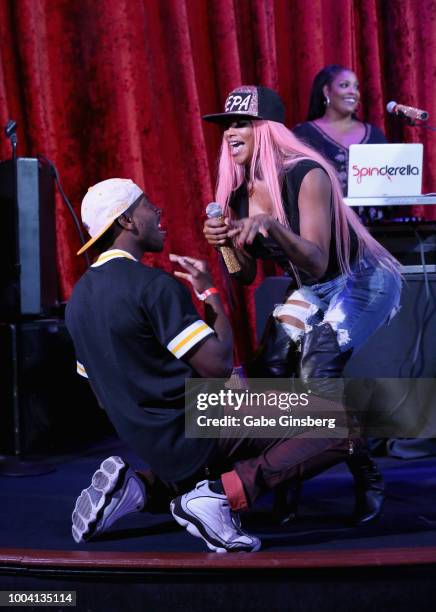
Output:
[169,254,214,296]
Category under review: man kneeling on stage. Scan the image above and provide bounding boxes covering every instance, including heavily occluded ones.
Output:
[66,178,356,553]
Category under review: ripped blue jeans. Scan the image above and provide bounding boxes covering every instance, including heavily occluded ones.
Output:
[276,257,402,354]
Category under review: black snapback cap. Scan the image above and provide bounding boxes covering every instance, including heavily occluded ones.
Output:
[203,85,285,124]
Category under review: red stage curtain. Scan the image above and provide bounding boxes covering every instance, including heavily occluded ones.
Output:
[0,0,435,363]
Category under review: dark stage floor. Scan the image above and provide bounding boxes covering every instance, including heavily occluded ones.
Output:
[2,436,436,556]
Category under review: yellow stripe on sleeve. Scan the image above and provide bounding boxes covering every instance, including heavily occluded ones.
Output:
[167,320,214,359]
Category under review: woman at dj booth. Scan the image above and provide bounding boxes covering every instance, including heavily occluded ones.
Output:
[292,64,387,200]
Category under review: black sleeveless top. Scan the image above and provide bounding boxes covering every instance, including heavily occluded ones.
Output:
[229,159,359,284]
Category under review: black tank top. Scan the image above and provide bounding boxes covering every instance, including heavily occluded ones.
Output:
[229,159,359,284]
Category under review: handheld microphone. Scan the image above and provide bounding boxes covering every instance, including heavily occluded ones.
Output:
[386,101,429,122]
[206,202,242,274]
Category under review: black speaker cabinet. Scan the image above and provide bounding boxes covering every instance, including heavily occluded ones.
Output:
[255,274,436,378]
[0,319,114,455]
[0,158,58,319]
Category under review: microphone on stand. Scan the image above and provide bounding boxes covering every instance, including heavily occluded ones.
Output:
[206,202,242,274]
[4,119,17,138]
[386,101,429,122]
[4,119,18,163]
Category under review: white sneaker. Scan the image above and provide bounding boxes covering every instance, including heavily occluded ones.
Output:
[72,456,146,543]
[170,480,261,553]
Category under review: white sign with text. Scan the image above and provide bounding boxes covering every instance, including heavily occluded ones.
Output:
[347,143,423,197]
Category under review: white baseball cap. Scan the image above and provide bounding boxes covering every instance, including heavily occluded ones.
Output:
[77,178,143,255]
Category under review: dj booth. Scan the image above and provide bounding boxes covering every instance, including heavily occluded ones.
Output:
[345,142,435,274]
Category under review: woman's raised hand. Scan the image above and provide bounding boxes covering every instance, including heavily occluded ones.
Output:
[227,214,274,249]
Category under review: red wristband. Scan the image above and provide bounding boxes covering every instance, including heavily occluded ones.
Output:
[195,287,219,301]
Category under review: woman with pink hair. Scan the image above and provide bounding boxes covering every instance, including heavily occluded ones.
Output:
[202,85,402,526]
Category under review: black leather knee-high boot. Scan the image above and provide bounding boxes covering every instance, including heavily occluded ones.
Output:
[273,323,385,526]
[245,315,299,378]
[346,452,385,525]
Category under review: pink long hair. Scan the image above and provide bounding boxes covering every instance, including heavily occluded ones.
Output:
[215,120,400,277]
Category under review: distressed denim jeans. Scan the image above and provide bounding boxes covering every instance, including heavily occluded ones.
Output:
[308,257,402,354]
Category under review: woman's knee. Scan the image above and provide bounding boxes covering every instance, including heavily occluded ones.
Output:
[272,287,323,344]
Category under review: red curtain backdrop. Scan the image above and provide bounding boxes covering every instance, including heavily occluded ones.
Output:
[1,0,435,363]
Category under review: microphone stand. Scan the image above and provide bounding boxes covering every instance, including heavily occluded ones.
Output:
[412,125,436,132]
[401,115,436,132]
[0,120,55,476]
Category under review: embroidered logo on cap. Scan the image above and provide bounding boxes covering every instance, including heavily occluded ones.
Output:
[224,87,259,115]
[225,93,252,113]
[202,85,284,124]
